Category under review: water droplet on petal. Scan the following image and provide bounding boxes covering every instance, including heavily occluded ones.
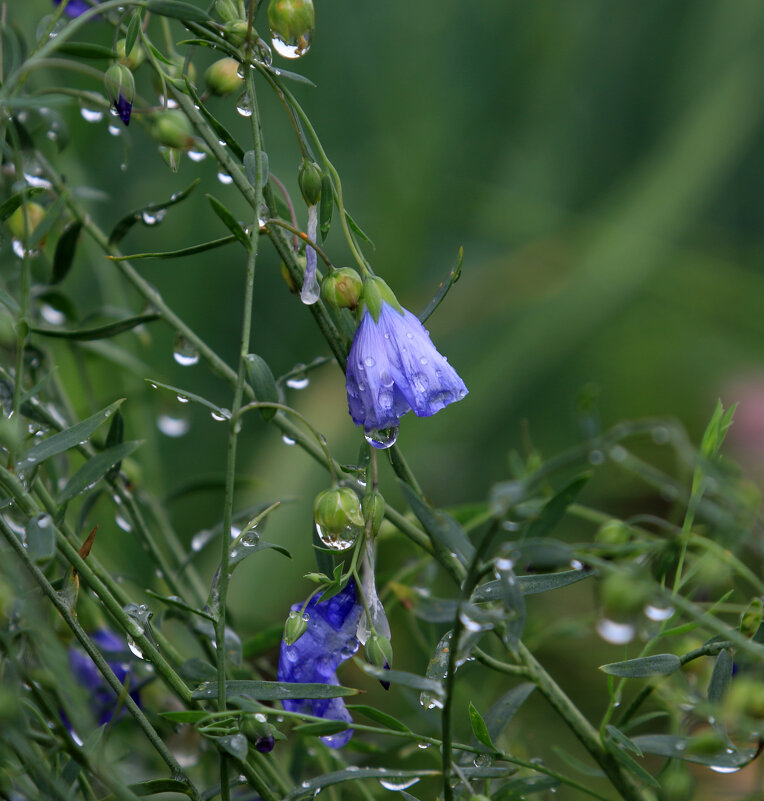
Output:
[365,426,399,450]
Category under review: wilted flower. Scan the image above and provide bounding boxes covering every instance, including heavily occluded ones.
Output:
[53,0,98,18]
[346,277,468,444]
[277,580,361,747]
[68,629,140,726]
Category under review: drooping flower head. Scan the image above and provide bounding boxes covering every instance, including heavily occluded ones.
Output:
[277,580,361,748]
[346,277,468,446]
[67,629,141,726]
[53,0,98,18]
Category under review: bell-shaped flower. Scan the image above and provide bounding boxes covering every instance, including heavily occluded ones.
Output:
[53,0,99,18]
[346,277,468,444]
[277,580,361,748]
[67,629,141,726]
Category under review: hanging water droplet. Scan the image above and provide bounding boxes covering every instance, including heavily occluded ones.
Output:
[270,30,312,59]
[108,123,122,137]
[141,208,166,226]
[217,171,233,185]
[286,367,309,390]
[188,149,207,162]
[23,172,52,189]
[417,741,430,750]
[458,610,489,633]
[115,513,132,532]
[315,522,360,551]
[210,409,230,422]
[40,304,65,325]
[191,530,210,552]
[609,445,627,462]
[126,635,144,659]
[643,603,674,622]
[570,559,585,571]
[596,618,635,645]
[652,426,670,444]
[378,778,420,792]
[80,107,104,123]
[708,765,740,774]
[176,394,189,404]
[364,426,399,450]
[157,414,190,438]
[241,530,260,547]
[172,335,199,366]
[473,754,492,768]
[588,449,605,465]
[235,92,253,117]
[282,434,296,446]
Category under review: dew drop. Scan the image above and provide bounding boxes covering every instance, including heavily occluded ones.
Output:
[210,409,230,422]
[235,92,253,117]
[80,107,103,123]
[708,765,740,774]
[270,31,311,59]
[315,522,360,551]
[141,209,166,226]
[378,778,420,792]
[108,123,122,137]
[282,434,296,446]
[596,619,635,645]
[417,741,430,750]
[157,414,190,438]
[377,389,394,409]
[286,368,309,390]
[652,426,670,445]
[643,603,674,622]
[217,171,233,185]
[588,449,605,465]
[364,426,399,450]
[126,636,144,659]
[176,394,189,404]
[40,304,65,325]
[115,513,132,532]
[172,335,199,366]
[191,530,210,552]
[188,149,207,162]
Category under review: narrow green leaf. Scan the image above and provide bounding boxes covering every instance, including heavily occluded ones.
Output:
[18,400,124,470]
[127,778,193,797]
[108,179,199,244]
[30,312,160,341]
[184,78,245,160]
[125,12,141,58]
[319,175,333,241]
[604,736,660,789]
[345,210,375,248]
[145,590,215,621]
[552,746,605,777]
[707,648,733,704]
[399,481,475,566]
[53,42,116,59]
[346,705,411,733]
[145,0,211,22]
[30,195,67,248]
[159,709,211,723]
[357,661,444,697]
[419,246,463,324]
[106,234,236,260]
[469,702,495,750]
[494,776,560,800]
[599,654,681,678]
[293,720,349,736]
[57,441,142,504]
[146,379,230,420]
[179,658,217,681]
[265,64,316,86]
[51,221,82,284]
[0,189,45,222]
[191,680,358,701]
[483,683,535,744]
[632,734,757,769]
[215,733,248,760]
[605,725,643,757]
[473,568,595,601]
[104,409,124,481]
[243,353,278,420]
[25,513,56,563]
[525,473,592,539]
[206,194,251,251]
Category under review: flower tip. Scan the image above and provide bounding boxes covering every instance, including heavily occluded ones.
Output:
[117,95,132,126]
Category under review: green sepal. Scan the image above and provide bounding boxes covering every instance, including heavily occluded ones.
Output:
[361,277,402,322]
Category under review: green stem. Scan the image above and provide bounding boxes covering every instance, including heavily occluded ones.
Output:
[265,217,334,267]
[0,517,201,800]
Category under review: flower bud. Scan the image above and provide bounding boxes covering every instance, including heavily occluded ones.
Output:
[116,38,145,71]
[314,487,363,551]
[267,0,314,59]
[6,203,45,241]
[104,63,134,126]
[362,490,385,536]
[321,268,362,310]
[152,110,195,150]
[298,159,322,205]
[242,713,276,753]
[661,771,692,801]
[600,569,651,617]
[283,608,309,645]
[724,677,764,720]
[595,519,630,546]
[360,276,403,322]
[223,20,250,46]
[205,57,243,96]
[215,0,243,23]
[365,633,392,670]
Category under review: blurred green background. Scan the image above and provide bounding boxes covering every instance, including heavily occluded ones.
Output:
[5,0,764,797]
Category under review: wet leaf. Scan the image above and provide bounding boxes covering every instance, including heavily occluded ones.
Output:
[30,312,160,341]
[469,701,495,750]
[357,661,444,698]
[106,234,236,261]
[52,42,116,59]
[206,194,252,251]
[525,473,592,539]
[57,441,142,504]
[346,705,411,733]
[25,513,55,563]
[51,221,82,284]
[600,654,681,678]
[145,0,211,22]
[244,353,278,420]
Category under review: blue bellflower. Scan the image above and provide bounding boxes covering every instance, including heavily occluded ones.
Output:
[68,629,140,726]
[278,581,362,748]
[53,0,98,17]
[346,277,468,441]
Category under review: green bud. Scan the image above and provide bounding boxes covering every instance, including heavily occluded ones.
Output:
[321,267,363,310]
[361,276,403,322]
[116,38,145,70]
[283,608,309,645]
[595,519,630,546]
[267,0,315,58]
[662,769,693,801]
[104,63,135,123]
[740,596,763,638]
[362,490,385,536]
[600,569,651,616]
[215,0,243,23]
[724,677,764,719]
[314,487,363,551]
[223,20,251,46]
[152,110,195,150]
[365,632,392,670]
[205,57,243,96]
[6,203,45,241]
[298,159,322,205]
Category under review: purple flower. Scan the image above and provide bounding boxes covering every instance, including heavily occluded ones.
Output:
[68,629,140,726]
[53,0,98,18]
[114,94,132,126]
[278,581,362,748]
[346,278,468,442]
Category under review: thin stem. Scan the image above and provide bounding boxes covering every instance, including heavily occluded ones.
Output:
[265,217,333,267]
